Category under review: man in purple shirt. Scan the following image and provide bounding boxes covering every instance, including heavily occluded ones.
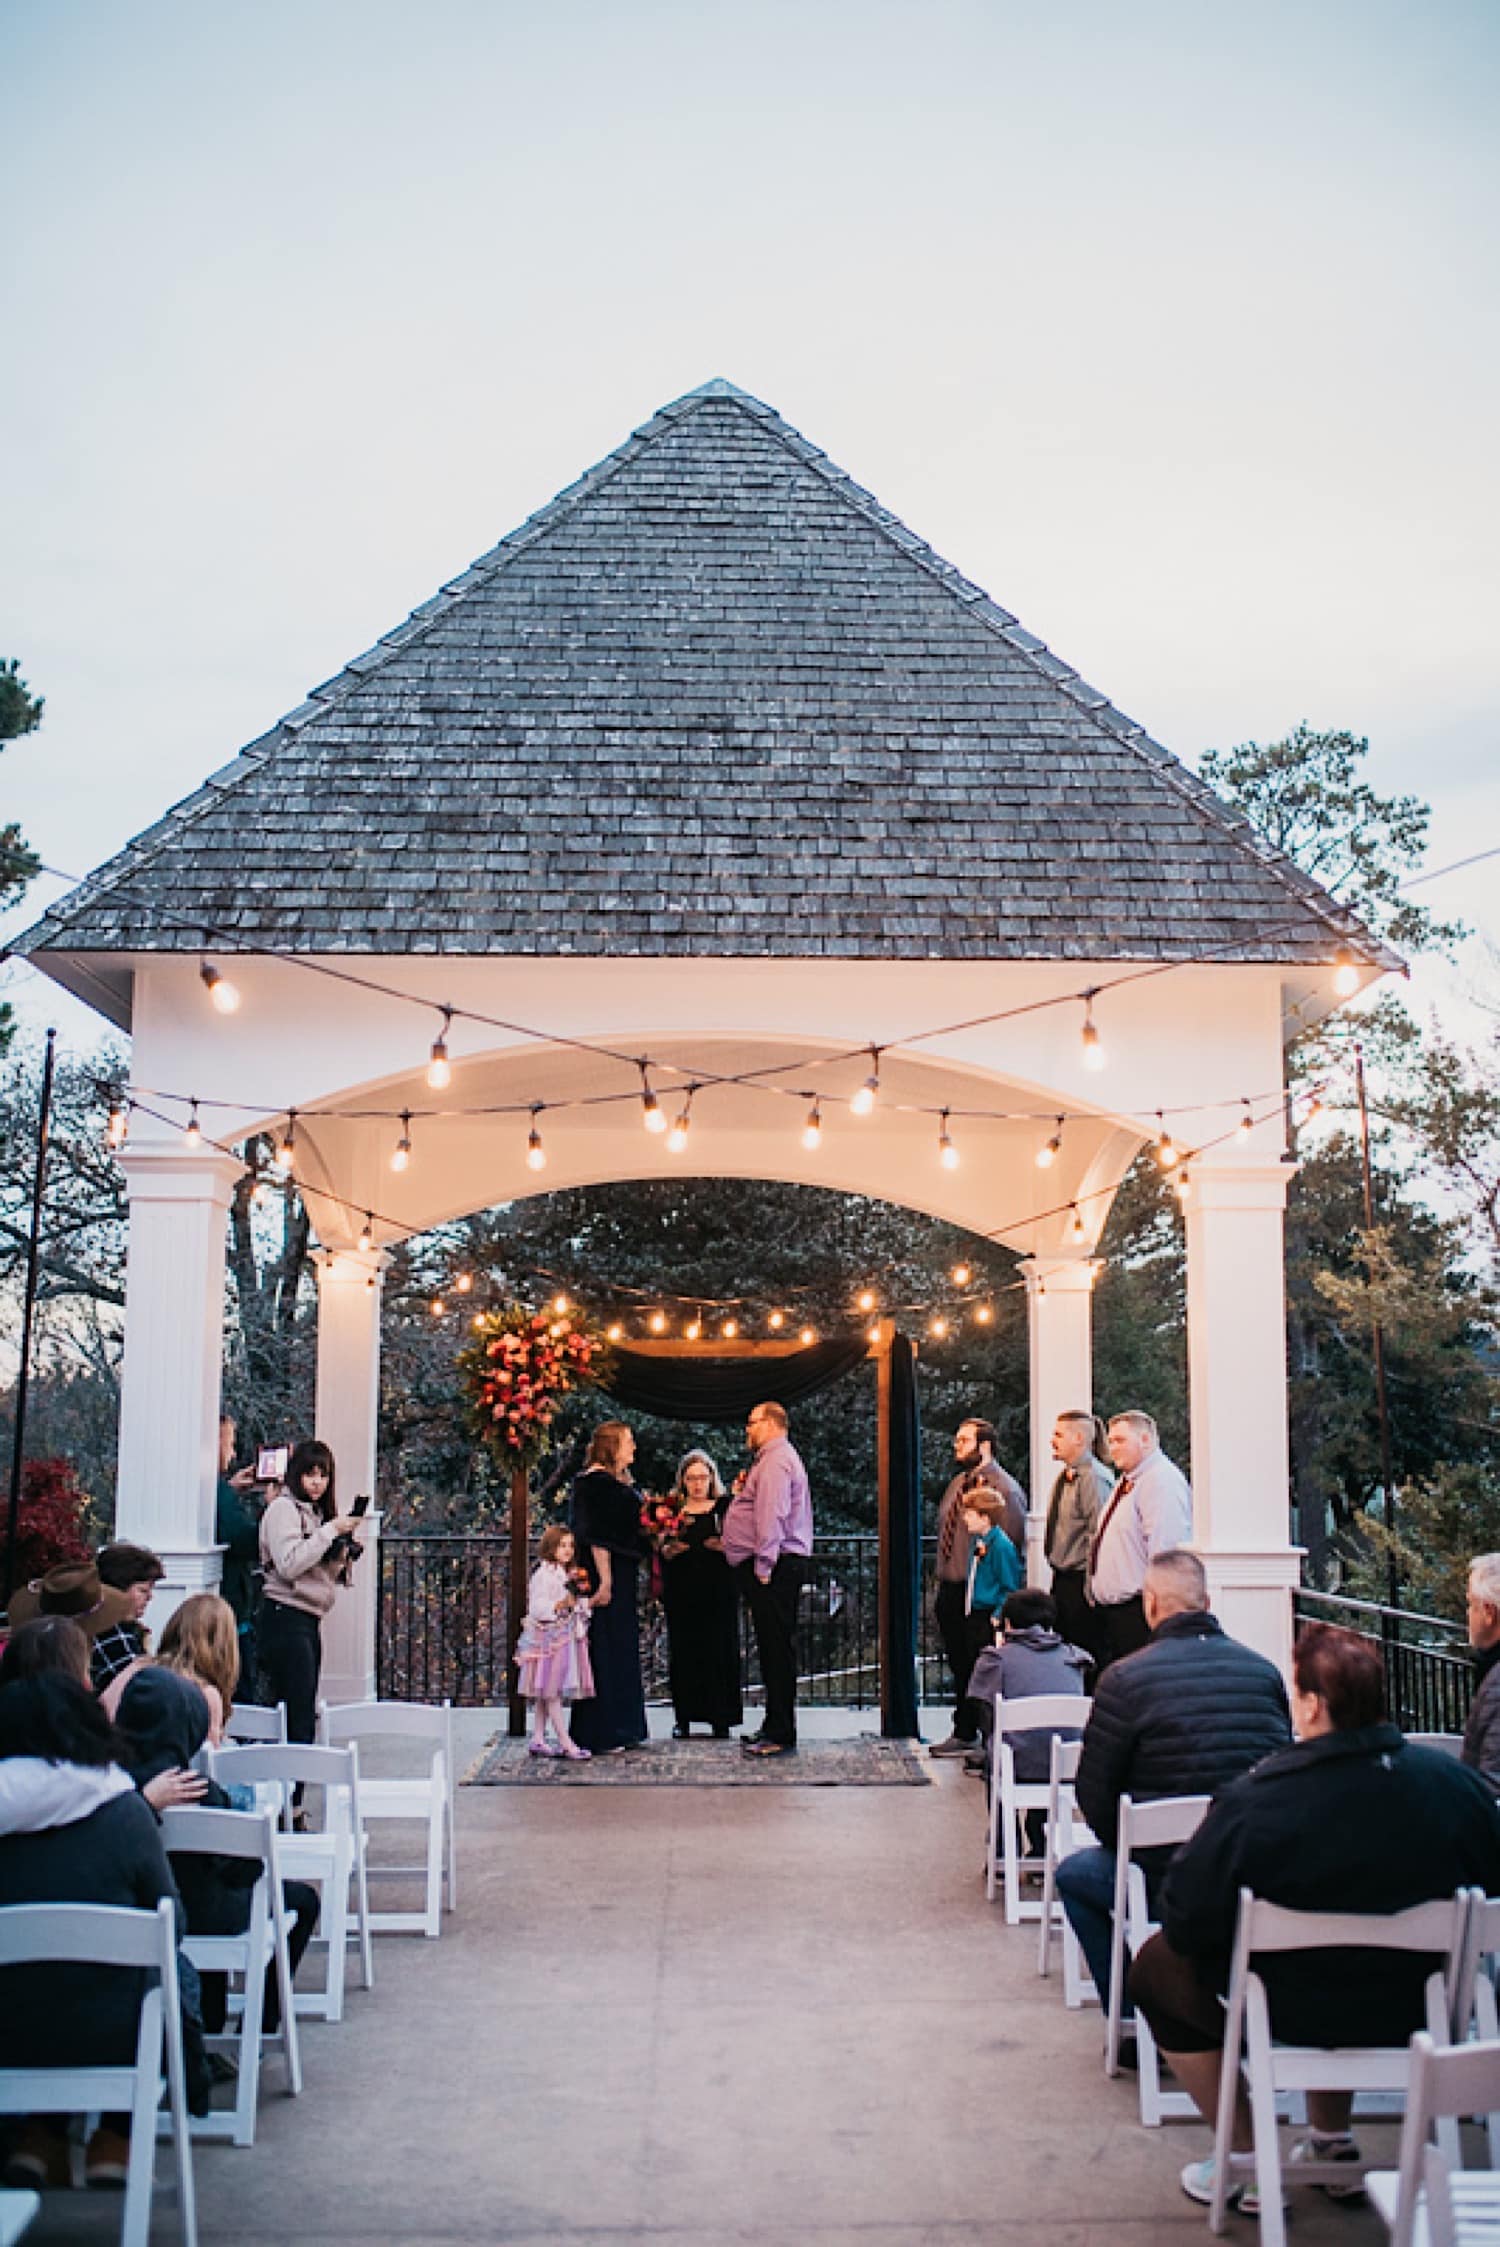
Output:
[723,1400,814,1757]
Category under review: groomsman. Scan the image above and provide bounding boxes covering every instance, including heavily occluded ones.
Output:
[723,1401,813,1757]
[1088,1410,1193,1668]
[929,1418,1027,1757]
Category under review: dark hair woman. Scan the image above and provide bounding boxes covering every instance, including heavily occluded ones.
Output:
[568,1421,649,1755]
[258,1438,362,1750]
[1129,1622,1500,2214]
[0,1613,92,1690]
[659,1448,742,1741]
[0,1674,186,2190]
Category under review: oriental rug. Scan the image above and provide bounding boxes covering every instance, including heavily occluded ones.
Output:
[463,1733,930,1787]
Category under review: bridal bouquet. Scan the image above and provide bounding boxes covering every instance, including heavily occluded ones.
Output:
[458,1303,610,1472]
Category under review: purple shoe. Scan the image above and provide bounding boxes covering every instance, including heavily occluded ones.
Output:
[560,1743,591,1761]
[527,1739,560,1758]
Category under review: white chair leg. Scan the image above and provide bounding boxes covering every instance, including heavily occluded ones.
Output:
[124,1995,162,2247]
[445,1783,457,1911]
[353,1823,375,1989]
[984,1732,1002,1903]
[270,1888,303,2096]
[1002,1788,1021,1926]
[424,1796,443,1939]
[165,1989,199,2247]
[1105,1881,1128,2075]
[231,1943,265,2147]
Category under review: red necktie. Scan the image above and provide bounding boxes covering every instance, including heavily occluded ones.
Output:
[1088,1476,1133,1581]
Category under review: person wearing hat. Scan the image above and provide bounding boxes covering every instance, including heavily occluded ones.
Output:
[6,1561,141,1693]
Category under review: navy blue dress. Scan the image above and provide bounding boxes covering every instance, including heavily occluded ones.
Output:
[569,1468,649,1752]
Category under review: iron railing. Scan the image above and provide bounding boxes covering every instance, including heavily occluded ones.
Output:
[1292,1587,1474,1734]
[379,1531,951,1708]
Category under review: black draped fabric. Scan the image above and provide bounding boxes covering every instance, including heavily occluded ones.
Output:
[884,1334,922,1739]
[569,1469,648,1752]
[600,1338,868,1421]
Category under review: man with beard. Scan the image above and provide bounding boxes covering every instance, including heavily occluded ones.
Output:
[928,1418,1027,1758]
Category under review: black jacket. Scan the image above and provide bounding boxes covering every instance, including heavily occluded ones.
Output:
[1075,1610,1291,1850]
[1160,1724,1500,2046]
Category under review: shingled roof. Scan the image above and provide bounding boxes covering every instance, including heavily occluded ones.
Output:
[19,379,1390,969]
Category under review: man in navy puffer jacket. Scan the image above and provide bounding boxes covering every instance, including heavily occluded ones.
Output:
[1058,1548,1291,2051]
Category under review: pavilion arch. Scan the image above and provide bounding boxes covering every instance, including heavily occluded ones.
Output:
[15,377,1397,1696]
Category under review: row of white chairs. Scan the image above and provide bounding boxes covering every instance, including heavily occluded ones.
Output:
[0,1694,460,2244]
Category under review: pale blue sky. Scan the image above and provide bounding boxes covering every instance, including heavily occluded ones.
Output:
[3,0,1497,1042]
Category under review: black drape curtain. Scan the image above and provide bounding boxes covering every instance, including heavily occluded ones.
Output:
[600,1338,869,1422]
[884,1333,922,1739]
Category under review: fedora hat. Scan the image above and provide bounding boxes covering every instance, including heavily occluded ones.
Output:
[7,1561,136,1638]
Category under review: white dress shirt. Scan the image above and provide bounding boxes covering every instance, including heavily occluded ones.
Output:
[1088,1448,1193,1607]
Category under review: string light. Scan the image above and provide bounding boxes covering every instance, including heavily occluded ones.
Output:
[427,1009,453,1090]
[430,1296,445,1317]
[472,1312,485,1329]
[106,1094,128,1149]
[722,1319,738,1339]
[801,1100,823,1152]
[1333,949,1361,998]
[184,1100,202,1150]
[278,1111,297,1170]
[768,1311,785,1331]
[1238,1100,1254,1140]
[1080,991,1106,1071]
[799,1326,816,1345]
[358,1214,374,1253]
[938,1109,959,1169]
[929,1315,949,1339]
[607,1322,625,1342]
[667,1091,694,1154]
[391,1110,413,1172]
[1068,1202,1087,1243]
[455,1272,472,1294]
[1036,1118,1063,1170]
[866,1323,881,1343]
[850,1048,881,1116]
[951,1262,971,1287]
[199,962,241,1014]
[1155,1114,1180,1169]
[1174,1168,1192,1203]
[975,1304,994,1325]
[639,1064,667,1135]
[686,1318,702,1341]
[553,1293,570,1315]
[857,1289,877,1312]
[526,1107,547,1172]
[649,1310,668,1334]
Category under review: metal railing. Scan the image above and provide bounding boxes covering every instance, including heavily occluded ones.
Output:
[1292,1587,1475,1735]
[378,1531,952,1709]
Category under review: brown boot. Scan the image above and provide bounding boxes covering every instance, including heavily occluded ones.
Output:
[4,2118,73,2190]
[84,2123,131,2188]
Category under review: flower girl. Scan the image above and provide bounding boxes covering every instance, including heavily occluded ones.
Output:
[516,1525,595,1759]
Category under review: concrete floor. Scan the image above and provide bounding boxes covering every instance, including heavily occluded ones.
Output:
[24,1707,1398,2245]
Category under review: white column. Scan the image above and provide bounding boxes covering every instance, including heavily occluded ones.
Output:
[1184,1161,1301,1673]
[313,1246,389,1704]
[1019,1255,1098,1587]
[115,1144,243,1631]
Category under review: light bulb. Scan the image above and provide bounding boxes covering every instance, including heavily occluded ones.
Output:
[278,1112,296,1169]
[1175,1170,1192,1202]
[768,1311,785,1331]
[1238,1103,1254,1140]
[607,1323,624,1342]
[426,1035,451,1090]
[1333,950,1360,998]
[526,1111,547,1171]
[1080,997,1106,1072]
[1036,1118,1063,1170]
[1068,1203,1087,1242]
[392,1112,413,1172]
[200,962,240,1014]
[553,1293,570,1315]
[358,1216,374,1253]
[455,1272,472,1294]
[106,1098,128,1149]
[866,1323,881,1344]
[857,1289,876,1313]
[1156,1119,1180,1170]
[929,1316,949,1339]
[686,1319,702,1341]
[722,1319,738,1339]
[951,1263,971,1288]
[184,1101,202,1150]
[802,1102,823,1151]
[851,1050,880,1116]
[650,1310,667,1334]
[640,1066,667,1134]
[799,1326,816,1345]
[938,1110,959,1169]
[430,1296,445,1317]
[472,1313,485,1330]
[975,1304,994,1325]
[667,1109,691,1153]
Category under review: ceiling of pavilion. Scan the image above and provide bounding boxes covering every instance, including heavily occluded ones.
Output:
[17,378,1393,983]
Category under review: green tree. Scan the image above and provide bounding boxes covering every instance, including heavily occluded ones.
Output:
[0,657,43,1054]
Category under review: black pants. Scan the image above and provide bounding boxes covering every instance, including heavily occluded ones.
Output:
[199,1880,320,2034]
[960,1606,998,1740]
[1096,1594,1151,1671]
[741,1556,808,1745]
[1049,1567,1098,1662]
[934,1579,979,1740]
[257,1600,322,1743]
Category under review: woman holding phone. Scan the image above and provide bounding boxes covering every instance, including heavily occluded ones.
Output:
[257,1439,364,1748]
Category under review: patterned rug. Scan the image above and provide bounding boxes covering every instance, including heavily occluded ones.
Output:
[463,1734,931,1787]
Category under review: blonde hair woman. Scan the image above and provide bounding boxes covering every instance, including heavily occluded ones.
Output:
[158,1592,241,1746]
[660,1449,742,1740]
[568,1422,648,1754]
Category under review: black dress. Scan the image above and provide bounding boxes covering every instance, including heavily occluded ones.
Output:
[569,1467,649,1752]
[660,1500,743,1734]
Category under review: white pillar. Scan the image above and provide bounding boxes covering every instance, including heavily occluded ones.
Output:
[1019,1255,1098,1587]
[313,1246,388,1704]
[115,1144,243,1631]
[1184,1161,1301,1673]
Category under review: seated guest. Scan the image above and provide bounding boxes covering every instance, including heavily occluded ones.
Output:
[1058,1548,1290,2056]
[0,1673,185,2191]
[1463,1551,1500,1791]
[5,1560,139,1694]
[0,1614,92,1689]
[92,1542,166,1691]
[1131,1623,1500,2211]
[967,1587,1089,1847]
[115,1666,319,2036]
[158,1591,241,1744]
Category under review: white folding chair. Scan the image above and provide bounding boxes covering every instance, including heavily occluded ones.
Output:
[157,1807,302,2146]
[0,2187,40,2245]
[1036,1735,1099,2009]
[209,1743,373,2021]
[320,1700,456,1936]
[984,1693,1090,1920]
[1209,1888,1471,2247]
[1367,2031,1500,2247]
[223,1702,288,1746]
[1453,1890,1500,2166]
[0,1898,197,2247]
[1405,1734,1465,1760]
[1104,1792,1212,2123]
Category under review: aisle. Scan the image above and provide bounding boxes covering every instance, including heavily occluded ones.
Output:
[27,1719,1393,2244]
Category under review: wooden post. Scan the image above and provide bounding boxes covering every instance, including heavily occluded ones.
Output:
[875,1318,895,1736]
[508,1462,529,1737]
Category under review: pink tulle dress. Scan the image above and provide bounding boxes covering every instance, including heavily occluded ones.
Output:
[515,1561,595,1703]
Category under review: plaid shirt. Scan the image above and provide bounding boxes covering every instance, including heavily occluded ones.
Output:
[89,1619,145,1691]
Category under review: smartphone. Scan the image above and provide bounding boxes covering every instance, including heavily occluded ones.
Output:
[350,1493,371,1517]
[256,1444,289,1483]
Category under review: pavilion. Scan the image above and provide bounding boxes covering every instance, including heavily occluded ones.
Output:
[14,378,1393,1700]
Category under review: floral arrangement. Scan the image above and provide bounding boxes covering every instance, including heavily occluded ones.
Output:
[457,1303,611,1472]
[640,1493,686,1545]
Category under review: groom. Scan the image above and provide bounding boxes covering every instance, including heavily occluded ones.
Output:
[724,1400,814,1757]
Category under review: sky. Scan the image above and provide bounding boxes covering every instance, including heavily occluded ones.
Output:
[2,0,1497,1056]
